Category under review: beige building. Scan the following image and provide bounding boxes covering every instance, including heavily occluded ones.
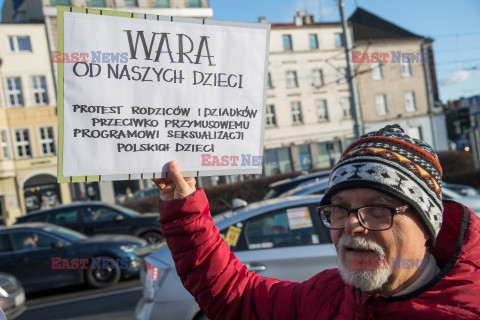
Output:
[0,23,71,224]
[262,11,357,176]
[0,0,214,214]
[349,8,448,150]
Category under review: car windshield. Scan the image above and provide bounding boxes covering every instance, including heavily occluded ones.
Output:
[41,225,87,242]
[108,204,141,217]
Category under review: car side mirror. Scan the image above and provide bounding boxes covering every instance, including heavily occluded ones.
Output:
[51,241,67,249]
[232,198,248,210]
[114,214,125,221]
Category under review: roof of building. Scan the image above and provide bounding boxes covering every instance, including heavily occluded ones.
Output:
[348,7,424,43]
[270,22,341,29]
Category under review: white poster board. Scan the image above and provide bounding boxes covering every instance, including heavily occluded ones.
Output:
[57,7,270,183]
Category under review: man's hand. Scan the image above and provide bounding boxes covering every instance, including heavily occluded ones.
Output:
[152,161,196,201]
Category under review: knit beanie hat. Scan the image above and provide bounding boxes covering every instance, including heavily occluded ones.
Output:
[319,124,443,246]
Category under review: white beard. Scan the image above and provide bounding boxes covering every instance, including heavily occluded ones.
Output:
[337,234,392,293]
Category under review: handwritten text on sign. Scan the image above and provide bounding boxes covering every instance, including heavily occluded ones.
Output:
[61,11,270,178]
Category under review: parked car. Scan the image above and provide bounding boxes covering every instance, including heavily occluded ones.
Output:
[131,187,160,201]
[263,170,331,199]
[277,177,330,198]
[16,201,163,244]
[135,195,337,320]
[0,272,25,319]
[443,183,479,196]
[0,223,147,292]
[442,187,480,217]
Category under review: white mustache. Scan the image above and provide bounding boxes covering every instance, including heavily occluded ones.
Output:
[338,234,386,259]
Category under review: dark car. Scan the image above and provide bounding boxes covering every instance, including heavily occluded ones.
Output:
[0,223,146,292]
[131,187,160,200]
[263,170,331,199]
[0,272,25,319]
[16,201,163,244]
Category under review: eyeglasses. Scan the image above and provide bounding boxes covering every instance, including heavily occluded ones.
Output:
[316,205,409,231]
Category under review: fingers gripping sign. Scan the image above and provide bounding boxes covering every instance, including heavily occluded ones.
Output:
[152,161,196,201]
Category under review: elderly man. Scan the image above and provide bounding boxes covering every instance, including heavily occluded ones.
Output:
[154,125,480,319]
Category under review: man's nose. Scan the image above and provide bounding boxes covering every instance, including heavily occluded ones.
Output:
[344,212,368,235]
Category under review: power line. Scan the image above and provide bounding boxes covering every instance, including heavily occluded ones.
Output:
[436,46,480,53]
[436,58,480,65]
[432,31,480,38]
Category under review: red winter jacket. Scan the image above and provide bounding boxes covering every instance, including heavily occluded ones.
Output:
[158,189,480,320]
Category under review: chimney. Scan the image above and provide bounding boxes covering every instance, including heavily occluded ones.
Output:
[258,16,266,23]
[294,10,303,26]
[304,14,314,25]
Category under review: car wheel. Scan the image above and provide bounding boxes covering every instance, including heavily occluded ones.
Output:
[141,231,164,244]
[85,255,121,288]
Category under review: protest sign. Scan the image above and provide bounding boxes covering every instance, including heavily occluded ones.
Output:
[57,7,270,182]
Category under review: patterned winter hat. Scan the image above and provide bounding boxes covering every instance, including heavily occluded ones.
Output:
[320,124,443,246]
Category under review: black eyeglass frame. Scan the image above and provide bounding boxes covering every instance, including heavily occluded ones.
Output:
[316,204,410,231]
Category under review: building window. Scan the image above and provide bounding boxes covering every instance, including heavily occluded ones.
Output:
[1,130,10,160]
[14,129,32,159]
[375,94,388,116]
[264,148,293,176]
[9,36,31,52]
[6,78,24,107]
[318,141,341,168]
[265,105,277,127]
[32,76,49,105]
[286,71,298,87]
[341,97,352,119]
[87,0,107,7]
[283,35,293,50]
[38,126,56,156]
[267,72,273,89]
[52,0,73,5]
[291,102,303,124]
[154,0,170,7]
[187,0,202,7]
[407,126,422,140]
[316,99,328,121]
[334,33,344,47]
[401,61,412,77]
[309,34,319,49]
[371,62,383,80]
[404,91,417,112]
[123,0,138,6]
[298,144,312,170]
[312,69,324,86]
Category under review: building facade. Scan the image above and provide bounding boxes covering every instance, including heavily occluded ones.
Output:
[0,23,72,224]
[349,8,448,151]
[0,0,213,219]
[263,11,356,176]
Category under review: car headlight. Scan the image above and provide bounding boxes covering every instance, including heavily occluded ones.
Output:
[0,287,8,298]
[120,245,138,253]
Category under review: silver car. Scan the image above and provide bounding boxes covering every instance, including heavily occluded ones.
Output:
[442,186,480,217]
[135,195,338,320]
[277,177,330,198]
[0,272,26,319]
